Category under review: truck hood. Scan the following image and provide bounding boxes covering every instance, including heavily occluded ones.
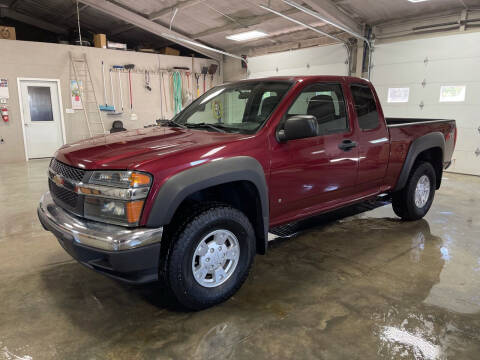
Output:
[55,127,248,170]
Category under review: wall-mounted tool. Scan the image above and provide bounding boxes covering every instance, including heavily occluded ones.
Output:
[124,64,137,120]
[172,71,182,115]
[201,66,208,94]
[99,61,115,111]
[113,65,125,114]
[208,64,218,89]
[145,70,152,92]
[195,73,201,98]
[107,69,123,116]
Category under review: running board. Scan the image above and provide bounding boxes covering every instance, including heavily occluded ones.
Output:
[268,195,392,241]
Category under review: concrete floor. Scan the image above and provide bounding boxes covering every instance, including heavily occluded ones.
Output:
[1,159,480,360]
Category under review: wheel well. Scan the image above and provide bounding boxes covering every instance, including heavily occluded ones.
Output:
[414,147,443,189]
[166,181,266,255]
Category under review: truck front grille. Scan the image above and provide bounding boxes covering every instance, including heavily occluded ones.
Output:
[48,179,83,216]
[48,159,85,216]
[49,158,86,182]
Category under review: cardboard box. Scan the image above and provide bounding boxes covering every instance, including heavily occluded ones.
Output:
[0,26,16,40]
[107,41,127,50]
[159,47,180,56]
[94,34,107,48]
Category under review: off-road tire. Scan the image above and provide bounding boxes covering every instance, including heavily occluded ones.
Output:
[165,205,255,310]
[392,161,436,221]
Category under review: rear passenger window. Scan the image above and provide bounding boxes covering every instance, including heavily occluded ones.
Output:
[350,84,379,130]
[287,83,348,135]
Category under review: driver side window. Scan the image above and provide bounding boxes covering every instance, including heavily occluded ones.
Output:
[287,83,349,136]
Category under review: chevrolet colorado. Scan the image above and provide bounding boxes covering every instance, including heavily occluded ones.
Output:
[38,76,456,309]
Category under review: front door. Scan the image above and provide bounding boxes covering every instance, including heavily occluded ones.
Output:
[20,80,64,159]
[269,82,359,225]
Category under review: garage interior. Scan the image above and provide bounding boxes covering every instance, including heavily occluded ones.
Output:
[1,0,480,359]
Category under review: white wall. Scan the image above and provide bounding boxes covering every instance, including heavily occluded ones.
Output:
[0,39,220,163]
[371,32,480,176]
[246,44,349,79]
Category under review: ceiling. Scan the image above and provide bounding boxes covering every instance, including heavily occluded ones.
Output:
[0,0,477,57]
[332,0,477,24]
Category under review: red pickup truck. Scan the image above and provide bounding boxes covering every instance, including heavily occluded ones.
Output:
[38,76,456,309]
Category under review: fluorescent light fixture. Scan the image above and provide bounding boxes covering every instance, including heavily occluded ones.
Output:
[408,0,430,2]
[226,30,267,42]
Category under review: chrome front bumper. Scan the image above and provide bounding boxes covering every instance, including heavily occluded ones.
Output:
[38,191,163,251]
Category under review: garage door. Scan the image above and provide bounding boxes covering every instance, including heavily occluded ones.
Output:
[371,32,480,176]
[247,44,349,79]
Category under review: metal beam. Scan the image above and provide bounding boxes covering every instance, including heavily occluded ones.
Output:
[193,7,301,39]
[282,0,368,44]
[148,0,206,21]
[161,33,246,63]
[110,24,136,36]
[8,0,22,10]
[259,5,345,44]
[299,0,362,34]
[63,3,88,22]
[1,8,68,34]
[77,0,221,61]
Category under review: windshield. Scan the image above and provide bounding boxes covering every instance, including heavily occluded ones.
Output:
[173,81,293,134]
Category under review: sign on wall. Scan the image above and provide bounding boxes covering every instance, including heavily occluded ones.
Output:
[387,88,410,103]
[0,78,9,100]
[439,85,466,102]
[70,80,83,110]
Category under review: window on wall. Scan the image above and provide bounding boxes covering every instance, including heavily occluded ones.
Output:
[350,84,379,130]
[287,83,349,135]
[387,88,410,103]
[439,85,466,102]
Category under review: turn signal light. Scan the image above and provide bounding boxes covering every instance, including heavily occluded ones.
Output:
[130,173,151,188]
[126,200,145,224]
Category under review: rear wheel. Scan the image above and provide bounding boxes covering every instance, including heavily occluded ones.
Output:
[392,161,436,221]
[165,205,255,310]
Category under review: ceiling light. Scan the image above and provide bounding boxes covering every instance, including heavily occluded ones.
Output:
[408,0,430,2]
[226,30,267,42]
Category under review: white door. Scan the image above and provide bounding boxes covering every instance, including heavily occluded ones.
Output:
[19,80,64,159]
[371,32,480,176]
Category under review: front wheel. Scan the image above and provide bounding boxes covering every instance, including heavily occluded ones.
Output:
[165,205,256,310]
[392,161,436,221]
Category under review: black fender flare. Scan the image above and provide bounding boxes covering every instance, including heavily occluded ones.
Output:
[146,156,269,252]
[393,132,445,191]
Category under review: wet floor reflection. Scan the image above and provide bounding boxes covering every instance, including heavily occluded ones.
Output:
[1,161,480,359]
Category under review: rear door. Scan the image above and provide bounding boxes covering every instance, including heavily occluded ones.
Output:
[348,82,390,189]
[269,82,359,224]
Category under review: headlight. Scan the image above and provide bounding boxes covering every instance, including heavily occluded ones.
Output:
[80,171,152,227]
[89,171,151,188]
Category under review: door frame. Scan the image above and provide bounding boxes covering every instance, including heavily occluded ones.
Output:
[17,78,66,161]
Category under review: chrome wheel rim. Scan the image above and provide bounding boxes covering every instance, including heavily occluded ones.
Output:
[192,229,240,288]
[414,175,431,208]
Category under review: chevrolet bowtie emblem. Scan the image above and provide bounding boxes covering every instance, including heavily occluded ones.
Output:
[52,174,65,186]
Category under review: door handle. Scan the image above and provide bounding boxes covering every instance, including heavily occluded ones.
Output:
[338,140,357,151]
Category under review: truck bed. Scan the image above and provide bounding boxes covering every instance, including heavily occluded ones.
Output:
[384,117,457,189]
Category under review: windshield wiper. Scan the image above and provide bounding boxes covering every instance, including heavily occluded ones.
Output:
[184,123,227,133]
[158,119,186,129]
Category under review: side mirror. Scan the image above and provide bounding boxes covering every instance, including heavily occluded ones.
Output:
[277,115,318,142]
